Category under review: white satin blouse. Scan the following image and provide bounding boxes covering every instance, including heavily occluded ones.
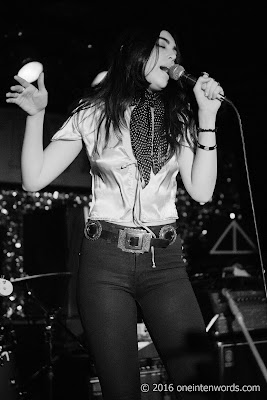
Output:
[51,105,180,227]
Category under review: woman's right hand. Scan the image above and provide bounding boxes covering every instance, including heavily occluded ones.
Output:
[6,72,48,115]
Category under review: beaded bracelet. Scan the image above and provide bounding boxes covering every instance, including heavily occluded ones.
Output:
[197,141,217,151]
[197,127,218,133]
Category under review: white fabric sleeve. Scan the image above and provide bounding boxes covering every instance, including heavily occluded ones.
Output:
[51,113,82,141]
[51,107,98,158]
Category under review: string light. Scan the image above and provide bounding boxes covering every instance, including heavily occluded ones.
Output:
[0,188,91,318]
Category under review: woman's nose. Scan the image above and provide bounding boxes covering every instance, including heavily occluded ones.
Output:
[168,52,176,61]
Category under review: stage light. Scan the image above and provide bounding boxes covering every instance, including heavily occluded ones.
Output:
[91,71,107,87]
[17,61,43,83]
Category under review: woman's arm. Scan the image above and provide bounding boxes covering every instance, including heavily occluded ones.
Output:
[179,74,223,203]
[22,111,82,191]
[6,74,83,191]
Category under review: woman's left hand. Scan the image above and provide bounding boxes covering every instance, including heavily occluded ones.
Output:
[193,73,224,114]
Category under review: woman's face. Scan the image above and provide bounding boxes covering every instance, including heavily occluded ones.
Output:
[145,30,177,92]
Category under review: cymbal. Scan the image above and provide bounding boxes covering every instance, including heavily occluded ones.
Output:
[10,272,72,283]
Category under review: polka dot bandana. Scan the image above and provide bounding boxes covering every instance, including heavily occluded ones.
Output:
[130,90,169,187]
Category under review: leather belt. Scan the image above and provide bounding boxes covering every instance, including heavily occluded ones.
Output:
[84,220,177,254]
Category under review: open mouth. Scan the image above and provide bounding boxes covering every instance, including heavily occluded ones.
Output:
[160,66,169,74]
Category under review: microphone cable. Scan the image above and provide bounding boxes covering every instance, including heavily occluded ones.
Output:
[225,98,266,297]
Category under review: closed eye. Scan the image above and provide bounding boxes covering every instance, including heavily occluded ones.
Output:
[158,37,177,54]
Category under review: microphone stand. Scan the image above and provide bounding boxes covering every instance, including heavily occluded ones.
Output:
[222,289,267,383]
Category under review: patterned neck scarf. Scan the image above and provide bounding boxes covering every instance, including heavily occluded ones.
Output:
[130,90,169,187]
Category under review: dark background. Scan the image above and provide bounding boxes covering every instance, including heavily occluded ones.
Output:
[0,1,265,256]
[1,3,266,398]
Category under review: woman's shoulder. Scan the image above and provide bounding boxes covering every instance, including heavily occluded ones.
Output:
[75,101,103,119]
[70,101,104,130]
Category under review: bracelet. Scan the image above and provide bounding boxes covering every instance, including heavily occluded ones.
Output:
[197,127,218,133]
[197,141,217,151]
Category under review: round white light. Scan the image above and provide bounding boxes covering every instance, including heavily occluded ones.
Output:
[0,279,13,297]
[17,61,43,83]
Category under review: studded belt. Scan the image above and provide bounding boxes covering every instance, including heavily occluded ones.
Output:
[84,220,178,254]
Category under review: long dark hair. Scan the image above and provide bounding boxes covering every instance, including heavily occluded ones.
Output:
[69,25,197,153]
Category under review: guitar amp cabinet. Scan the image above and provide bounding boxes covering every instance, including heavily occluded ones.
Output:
[208,290,267,336]
[216,339,267,399]
[89,358,176,400]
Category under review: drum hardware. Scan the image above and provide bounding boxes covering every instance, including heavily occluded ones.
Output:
[0,350,18,399]
[0,323,19,399]
[15,302,61,400]
[2,272,87,400]
[10,272,72,283]
[0,276,13,297]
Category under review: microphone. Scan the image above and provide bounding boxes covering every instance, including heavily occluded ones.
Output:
[168,64,228,102]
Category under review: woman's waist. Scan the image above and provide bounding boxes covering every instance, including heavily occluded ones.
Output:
[89,201,178,224]
[84,219,179,253]
[97,219,177,233]
[103,219,177,229]
[88,212,178,228]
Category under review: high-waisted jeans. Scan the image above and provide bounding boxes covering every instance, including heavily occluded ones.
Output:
[77,222,218,400]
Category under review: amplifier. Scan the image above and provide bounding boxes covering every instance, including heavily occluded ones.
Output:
[209,290,267,336]
[90,358,176,400]
[216,339,267,399]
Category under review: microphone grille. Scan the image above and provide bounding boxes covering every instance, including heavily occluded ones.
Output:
[168,64,185,80]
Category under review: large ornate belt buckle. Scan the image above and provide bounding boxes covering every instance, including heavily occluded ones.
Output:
[159,225,177,245]
[84,220,102,240]
[118,228,152,253]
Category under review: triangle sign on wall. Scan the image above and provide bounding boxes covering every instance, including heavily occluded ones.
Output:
[209,220,257,255]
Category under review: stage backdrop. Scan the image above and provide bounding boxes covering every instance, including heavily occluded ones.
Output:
[0,107,91,189]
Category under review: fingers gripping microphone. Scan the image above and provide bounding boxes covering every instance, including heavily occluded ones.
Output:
[168,64,228,102]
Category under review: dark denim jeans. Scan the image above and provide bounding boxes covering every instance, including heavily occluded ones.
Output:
[77,223,216,400]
